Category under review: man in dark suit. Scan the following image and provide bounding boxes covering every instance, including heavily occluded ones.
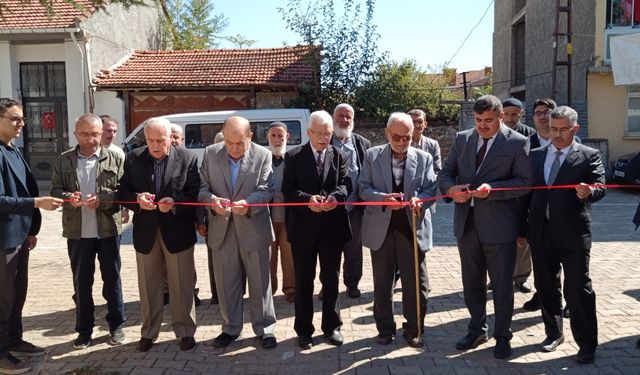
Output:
[438,95,532,359]
[282,110,352,350]
[528,98,556,150]
[527,106,605,364]
[119,117,200,352]
[0,98,62,374]
[330,103,371,298]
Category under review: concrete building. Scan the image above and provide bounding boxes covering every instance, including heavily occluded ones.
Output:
[0,0,164,179]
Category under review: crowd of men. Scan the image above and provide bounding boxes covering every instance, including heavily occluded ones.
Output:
[0,94,618,373]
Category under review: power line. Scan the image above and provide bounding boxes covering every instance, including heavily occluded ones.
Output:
[444,0,494,67]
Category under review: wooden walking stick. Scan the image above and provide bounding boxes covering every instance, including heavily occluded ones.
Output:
[411,207,422,339]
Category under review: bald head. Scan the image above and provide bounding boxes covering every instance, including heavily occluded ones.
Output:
[223,116,253,160]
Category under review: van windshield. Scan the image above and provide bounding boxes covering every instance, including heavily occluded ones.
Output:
[185,120,302,149]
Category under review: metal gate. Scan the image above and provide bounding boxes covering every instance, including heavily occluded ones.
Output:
[20,62,69,180]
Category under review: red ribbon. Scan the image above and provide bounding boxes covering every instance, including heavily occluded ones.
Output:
[61,183,639,208]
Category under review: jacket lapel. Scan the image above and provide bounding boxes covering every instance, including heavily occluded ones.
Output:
[403,148,418,198]
[555,144,579,184]
[379,145,393,193]
[140,148,155,193]
[1,145,29,192]
[160,147,178,195]
[217,146,233,197]
[322,146,333,183]
[477,126,507,175]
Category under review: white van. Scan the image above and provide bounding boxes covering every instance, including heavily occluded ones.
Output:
[122,108,311,162]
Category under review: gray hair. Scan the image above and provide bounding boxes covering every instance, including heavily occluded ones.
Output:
[386,112,413,129]
[76,113,102,127]
[407,108,426,119]
[214,132,225,143]
[170,123,183,135]
[333,103,354,115]
[550,106,578,126]
[143,117,172,134]
[309,110,333,127]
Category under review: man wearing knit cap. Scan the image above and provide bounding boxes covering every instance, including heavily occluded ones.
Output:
[502,98,536,138]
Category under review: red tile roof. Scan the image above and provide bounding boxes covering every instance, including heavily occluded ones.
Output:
[0,0,96,30]
[94,46,318,89]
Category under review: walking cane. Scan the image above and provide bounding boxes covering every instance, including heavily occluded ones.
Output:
[411,207,422,340]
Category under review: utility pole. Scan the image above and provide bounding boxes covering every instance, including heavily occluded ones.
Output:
[551,0,573,106]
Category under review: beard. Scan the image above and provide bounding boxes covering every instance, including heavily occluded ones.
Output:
[269,144,286,157]
[334,125,353,139]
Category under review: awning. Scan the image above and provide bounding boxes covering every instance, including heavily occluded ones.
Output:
[610,32,640,85]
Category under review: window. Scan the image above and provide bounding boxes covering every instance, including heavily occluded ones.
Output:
[184,120,303,149]
[513,20,526,86]
[605,0,640,62]
[627,85,640,135]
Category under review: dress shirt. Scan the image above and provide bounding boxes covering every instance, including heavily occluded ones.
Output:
[77,148,100,238]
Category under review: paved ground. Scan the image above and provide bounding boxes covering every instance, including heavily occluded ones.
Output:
[14,188,640,374]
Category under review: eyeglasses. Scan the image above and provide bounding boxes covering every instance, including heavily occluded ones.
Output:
[77,132,102,138]
[534,110,551,117]
[1,115,25,124]
[309,129,332,138]
[549,127,574,134]
[389,133,412,143]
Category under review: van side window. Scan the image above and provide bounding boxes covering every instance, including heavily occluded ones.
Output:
[185,123,223,148]
[251,121,302,146]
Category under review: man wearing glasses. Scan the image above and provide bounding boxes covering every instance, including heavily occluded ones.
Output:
[529,98,557,150]
[0,98,62,374]
[50,114,127,349]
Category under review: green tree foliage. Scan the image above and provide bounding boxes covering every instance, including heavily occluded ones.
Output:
[162,0,228,49]
[355,60,460,120]
[223,34,257,49]
[0,0,143,18]
[279,0,387,110]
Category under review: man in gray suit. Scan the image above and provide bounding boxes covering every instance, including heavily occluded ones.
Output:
[438,95,532,359]
[359,112,437,348]
[198,116,277,349]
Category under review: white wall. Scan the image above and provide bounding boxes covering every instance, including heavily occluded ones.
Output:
[93,90,126,145]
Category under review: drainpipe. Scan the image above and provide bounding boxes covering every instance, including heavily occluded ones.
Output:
[69,30,88,112]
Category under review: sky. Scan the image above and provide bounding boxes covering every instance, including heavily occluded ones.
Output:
[214,0,494,73]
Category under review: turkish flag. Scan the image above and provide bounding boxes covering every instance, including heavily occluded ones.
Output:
[42,112,56,129]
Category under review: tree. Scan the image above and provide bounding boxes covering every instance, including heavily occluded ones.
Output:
[223,34,257,49]
[355,60,460,120]
[0,0,143,18]
[279,0,387,110]
[162,0,228,49]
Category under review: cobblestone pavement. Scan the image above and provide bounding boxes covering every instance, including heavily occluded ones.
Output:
[15,189,640,374]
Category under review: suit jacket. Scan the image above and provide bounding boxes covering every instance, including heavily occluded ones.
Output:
[119,146,200,254]
[330,132,371,171]
[0,142,41,250]
[513,121,537,138]
[198,142,275,250]
[359,145,437,251]
[282,142,352,247]
[527,143,606,250]
[438,124,533,243]
[413,135,442,174]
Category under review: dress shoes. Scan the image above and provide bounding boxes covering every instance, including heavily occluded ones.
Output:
[179,336,196,351]
[211,332,239,348]
[576,348,595,364]
[402,329,424,348]
[455,333,488,350]
[375,333,394,345]
[563,306,571,319]
[285,293,295,303]
[260,335,278,349]
[523,293,541,311]
[298,336,313,350]
[347,287,361,298]
[494,337,512,359]
[163,293,170,306]
[540,335,564,352]
[210,296,219,305]
[324,330,343,346]
[514,281,532,293]
[137,338,154,352]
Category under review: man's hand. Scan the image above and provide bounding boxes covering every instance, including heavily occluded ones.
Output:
[230,199,249,216]
[575,182,592,200]
[34,196,63,211]
[137,192,157,211]
[157,197,175,213]
[25,236,37,251]
[383,193,404,211]
[309,195,325,213]
[212,197,231,216]
[321,195,338,211]
[470,183,492,199]
[517,236,527,248]
[121,208,130,224]
[196,223,208,237]
[85,194,100,209]
[447,184,471,203]
[409,197,423,213]
[69,191,84,207]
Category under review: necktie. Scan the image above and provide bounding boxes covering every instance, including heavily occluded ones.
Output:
[547,150,563,185]
[316,150,324,177]
[476,138,489,170]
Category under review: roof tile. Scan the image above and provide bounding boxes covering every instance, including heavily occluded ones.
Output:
[0,0,96,29]
[94,46,317,89]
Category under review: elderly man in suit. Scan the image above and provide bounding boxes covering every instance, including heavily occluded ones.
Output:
[119,117,200,352]
[0,98,62,374]
[438,95,532,359]
[282,110,352,350]
[526,106,605,364]
[199,116,277,349]
[359,112,437,348]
